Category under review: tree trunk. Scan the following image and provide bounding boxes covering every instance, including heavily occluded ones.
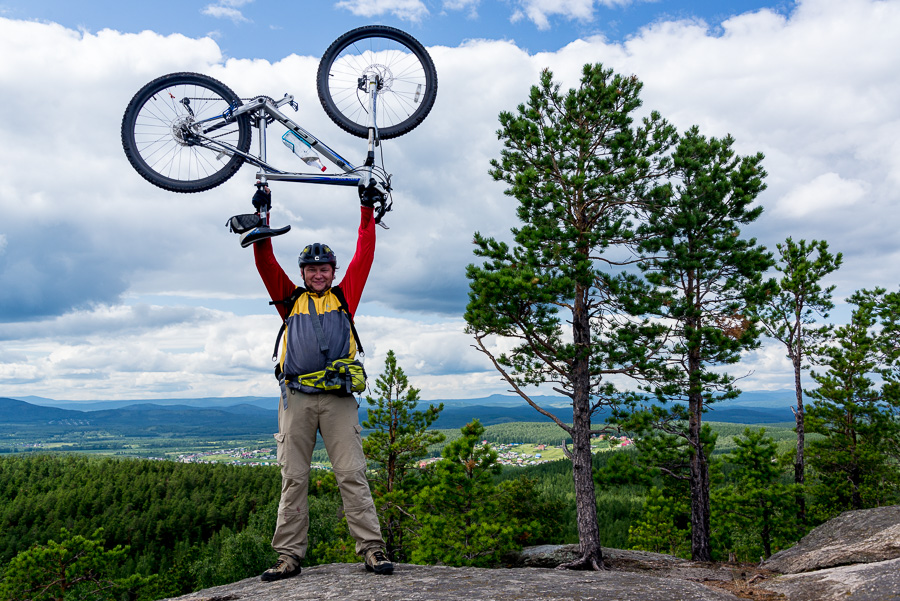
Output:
[761,502,772,559]
[687,313,712,562]
[850,427,862,510]
[563,408,604,570]
[792,353,806,524]
[559,283,604,571]
[688,389,712,561]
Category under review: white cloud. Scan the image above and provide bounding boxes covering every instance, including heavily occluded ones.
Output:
[775,173,869,219]
[511,0,630,30]
[335,0,430,22]
[2,0,900,400]
[202,0,254,24]
[443,0,480,18]
[0,304,280,400]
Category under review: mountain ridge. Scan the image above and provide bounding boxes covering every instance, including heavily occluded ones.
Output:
[1,391,797,438]
[11,389,797,411]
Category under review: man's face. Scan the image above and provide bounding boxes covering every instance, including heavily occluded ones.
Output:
[302,263,335,294]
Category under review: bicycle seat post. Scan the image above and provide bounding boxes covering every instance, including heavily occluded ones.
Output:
[361,77,381,187]
[255,100,270,224]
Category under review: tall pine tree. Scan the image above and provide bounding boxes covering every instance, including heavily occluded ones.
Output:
[465,63,676,570]
[631,127,773,560]
[756,238,842,523]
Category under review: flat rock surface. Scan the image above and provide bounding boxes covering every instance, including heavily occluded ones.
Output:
[760,557,900,601]
[160,562,746,601]
[159,505,900,601]
[763,505,900,574]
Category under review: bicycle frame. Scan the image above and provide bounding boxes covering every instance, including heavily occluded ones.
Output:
[192,78,385,192]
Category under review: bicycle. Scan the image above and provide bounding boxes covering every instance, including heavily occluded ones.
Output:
[120,25,438,225]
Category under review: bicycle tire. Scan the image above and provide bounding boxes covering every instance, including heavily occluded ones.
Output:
[317,25,437,140]
[121,72,252,193]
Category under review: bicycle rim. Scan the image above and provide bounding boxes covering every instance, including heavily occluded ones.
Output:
[317,26,437,139]
[122,73,250,193]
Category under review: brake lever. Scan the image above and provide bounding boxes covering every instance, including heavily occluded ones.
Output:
[373,197,392,229]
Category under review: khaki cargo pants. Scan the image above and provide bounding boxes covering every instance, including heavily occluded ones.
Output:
[271,384,385,559]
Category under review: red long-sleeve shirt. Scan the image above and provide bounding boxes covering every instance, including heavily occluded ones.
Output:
[253,206,376,317]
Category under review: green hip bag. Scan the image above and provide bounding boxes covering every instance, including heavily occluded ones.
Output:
[295,357,367,394]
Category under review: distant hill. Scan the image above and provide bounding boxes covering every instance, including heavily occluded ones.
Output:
[14,390,798,411]
[0,397,278,438]
[15,395,277,411]
[2,390,798,441]
[0,397,86,423]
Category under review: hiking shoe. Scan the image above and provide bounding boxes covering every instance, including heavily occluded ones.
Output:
[364,548,394,575]
[260,555,301,582]
[240,224,291,248]
[226,213,262,234]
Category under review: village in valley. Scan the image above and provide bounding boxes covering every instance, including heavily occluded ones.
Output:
[171,433,634,468]
[176,447,277,466]
[488,434,633,467]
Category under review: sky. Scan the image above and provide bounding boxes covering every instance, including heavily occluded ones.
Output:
[1,0,899,403]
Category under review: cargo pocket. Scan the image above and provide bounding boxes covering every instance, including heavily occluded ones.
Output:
[274,432,286,467]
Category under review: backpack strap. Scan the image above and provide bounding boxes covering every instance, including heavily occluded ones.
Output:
[270,287,306,363]
[331,285,365,356]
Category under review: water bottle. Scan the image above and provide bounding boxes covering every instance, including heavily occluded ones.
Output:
[282,131,326,172]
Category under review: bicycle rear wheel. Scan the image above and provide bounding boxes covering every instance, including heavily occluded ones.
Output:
[121,73,252,193]
[317,26,437,140]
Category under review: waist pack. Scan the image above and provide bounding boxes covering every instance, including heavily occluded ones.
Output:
[292,358,367,394]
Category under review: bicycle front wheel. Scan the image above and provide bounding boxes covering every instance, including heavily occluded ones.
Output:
[317,25,438,140]
[121,73,252,193]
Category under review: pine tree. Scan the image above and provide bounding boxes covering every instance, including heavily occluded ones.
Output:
[756,238,842,523]
[362,350,444,562]
[712,428,800,561]
[628,487,690,557]
[806,289,900,518]
[465,63,677,570]
[632,127,774,560]
[411,420,519,566]
[0,528,154,601]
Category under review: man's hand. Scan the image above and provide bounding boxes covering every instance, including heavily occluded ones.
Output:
[252,186,272,211]
[358,181,384,208]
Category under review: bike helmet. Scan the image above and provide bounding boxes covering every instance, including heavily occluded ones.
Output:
[298,243,336,268]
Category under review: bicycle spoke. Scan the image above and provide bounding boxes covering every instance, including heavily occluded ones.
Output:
[130,83,243,183]
[320,32,434,135]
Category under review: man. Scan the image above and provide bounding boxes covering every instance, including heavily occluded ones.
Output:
[242,185,393,580]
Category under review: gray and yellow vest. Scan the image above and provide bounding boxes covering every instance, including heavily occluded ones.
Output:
[272,286,366,395]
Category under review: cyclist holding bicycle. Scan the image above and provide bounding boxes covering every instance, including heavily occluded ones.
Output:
[243,184,393,580]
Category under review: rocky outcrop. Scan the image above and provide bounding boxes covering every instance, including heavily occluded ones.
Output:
[512,544,690,568]
[159,505,900,601]
[159,561,745,601]
[762,505,900,574]
[757,505,900,601]
[761,557,900,601]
